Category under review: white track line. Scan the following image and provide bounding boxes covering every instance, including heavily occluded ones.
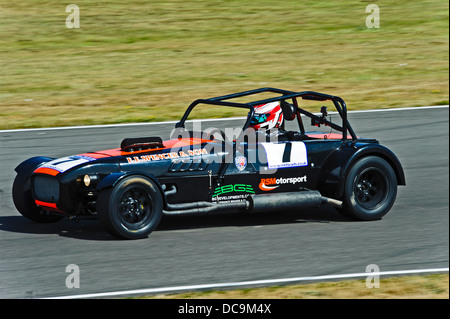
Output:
[1,105,447,134]
[0,117,245,133]
[45,267,449,299]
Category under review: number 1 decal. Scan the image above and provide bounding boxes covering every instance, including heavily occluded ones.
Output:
[282,142,293,163]
[40,155,96,173]
[261,142,308,169]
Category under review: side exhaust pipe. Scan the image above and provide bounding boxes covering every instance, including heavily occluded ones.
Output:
[321,196,343,209]
[163,191,342,215]
[247,191,322,212]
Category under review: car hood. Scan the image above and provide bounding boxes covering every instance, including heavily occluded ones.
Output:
[32,137,209,176]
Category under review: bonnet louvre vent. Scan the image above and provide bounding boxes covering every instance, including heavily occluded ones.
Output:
[121,137,164,152]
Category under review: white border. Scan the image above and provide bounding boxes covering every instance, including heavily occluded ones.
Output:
[45,267,448,299]
[1,105,447,134]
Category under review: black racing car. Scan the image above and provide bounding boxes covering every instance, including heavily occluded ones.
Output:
[13,88,405,239]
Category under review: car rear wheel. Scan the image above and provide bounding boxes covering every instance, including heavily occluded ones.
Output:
[341,156,397,220]
[97,176,163,239]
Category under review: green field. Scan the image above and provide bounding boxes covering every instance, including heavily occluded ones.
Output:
[0,0,448,129]
[142,274,449,299]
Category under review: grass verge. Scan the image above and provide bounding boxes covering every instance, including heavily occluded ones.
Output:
[0,0,448,129]
[140,274,449,299]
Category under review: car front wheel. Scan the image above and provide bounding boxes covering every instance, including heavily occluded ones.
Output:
[97,176,163,239]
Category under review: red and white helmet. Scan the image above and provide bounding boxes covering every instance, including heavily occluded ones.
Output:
[250,101,284,131]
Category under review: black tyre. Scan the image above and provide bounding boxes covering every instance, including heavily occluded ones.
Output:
[12,172,63,223]
[97,176,163,239]
[341,156,397,220]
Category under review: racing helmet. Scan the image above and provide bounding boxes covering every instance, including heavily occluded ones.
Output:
[250,101,284,131]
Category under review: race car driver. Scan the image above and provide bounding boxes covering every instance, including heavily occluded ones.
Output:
[249,101,302,142]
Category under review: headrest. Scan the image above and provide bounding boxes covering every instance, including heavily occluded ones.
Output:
[280,100,296,121]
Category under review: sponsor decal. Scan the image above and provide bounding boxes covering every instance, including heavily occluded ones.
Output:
[126,149,208,164]
[212,184,255,203]
[234,156,247,172]
[259,175,307,191]
[259,180,279,191]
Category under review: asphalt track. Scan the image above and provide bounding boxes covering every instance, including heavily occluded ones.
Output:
[0,107,448,298]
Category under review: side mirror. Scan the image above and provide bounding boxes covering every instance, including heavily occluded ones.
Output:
[311,106,328,127]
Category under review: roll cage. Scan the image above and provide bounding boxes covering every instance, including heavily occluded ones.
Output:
[176,87,357,141]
